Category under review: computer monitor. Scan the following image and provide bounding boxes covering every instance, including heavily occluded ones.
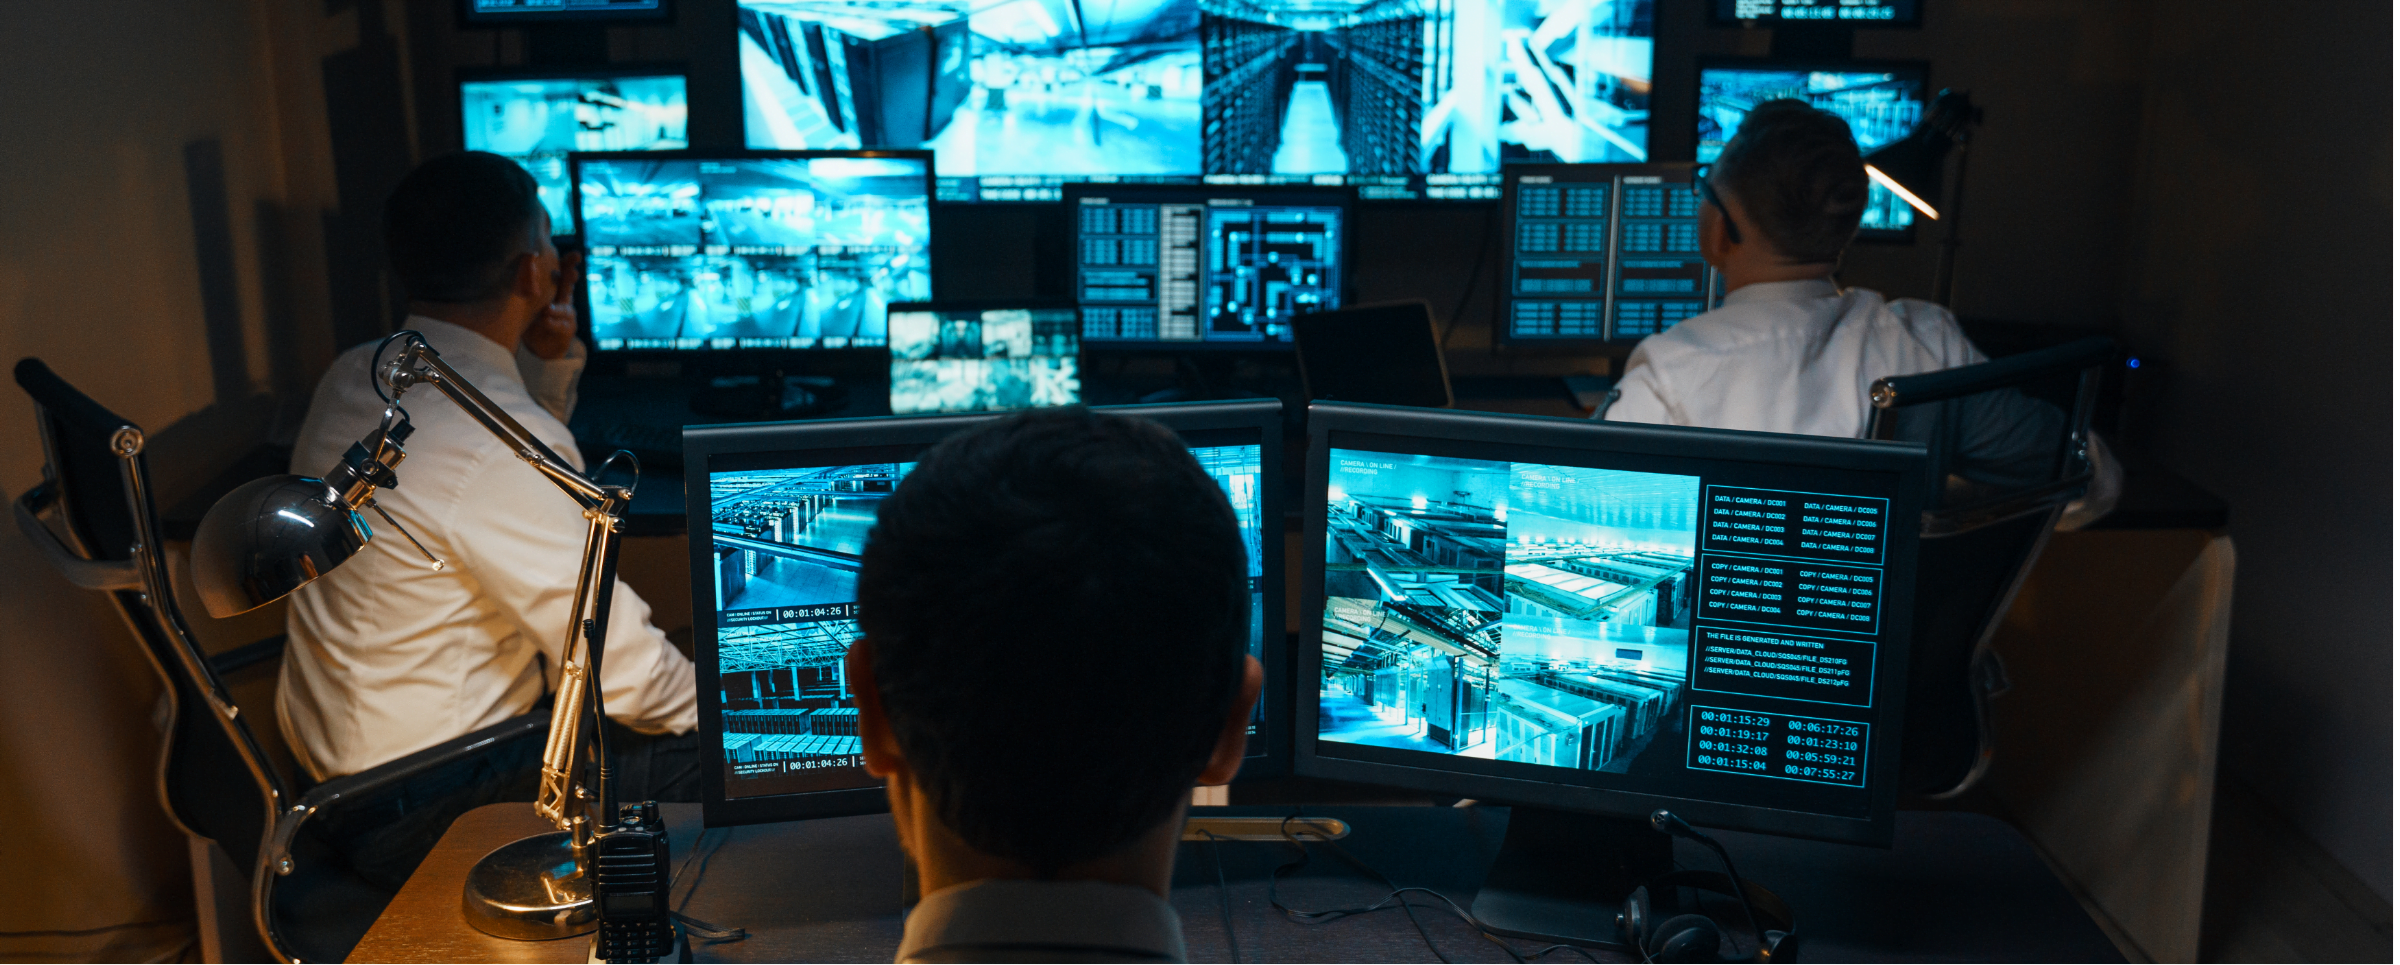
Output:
[886,301,1082,414]
[1297,402,1923,947]
[1696,60,1928,237]
[690,399,1288,827]
[1495,164,1725,346]
[1709,0,1920,25]
[1066,183,1350,351]
[462,0,673,23]
[572,150,934,352]
[459,70,689,231]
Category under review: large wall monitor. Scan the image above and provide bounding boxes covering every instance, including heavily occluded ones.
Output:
[689,400,1288,826]
[572,150,934,352]
[1709,0,1920,25]
[1299,402,1924,845]
[1496,163,1723,346]
[1696,61,1928,237]
[886,301,1082,414]
[463,0,673,23]
[1068,183,1349,350]
[459,71,689,231]
[737,0,1655,202]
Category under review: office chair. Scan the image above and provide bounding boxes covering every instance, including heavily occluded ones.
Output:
[1867,336,2117,798]
[11,358,546,962]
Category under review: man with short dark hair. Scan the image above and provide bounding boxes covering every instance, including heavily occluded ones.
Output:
[848,407,1263,963]
[283,152,698,885]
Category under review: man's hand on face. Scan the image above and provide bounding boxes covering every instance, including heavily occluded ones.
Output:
[523,248,583,360]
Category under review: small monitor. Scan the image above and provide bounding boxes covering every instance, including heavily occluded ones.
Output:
[1300,402,1923,844]
[1696,60,1929,237]
[887,301,1082,414]
[1293,301,1452,409]
[459,71,689,231]
[572,150,934,352]
[691,400,1289,827]
[1495,164,1725,346]
[1709,0,1920,25]
[1067,183,1351,351]
[463,0,673,23]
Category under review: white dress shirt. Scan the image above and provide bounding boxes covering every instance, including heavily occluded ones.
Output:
[1604,279,1985,436]
[898,878,1186,963]
[278,316,697,780]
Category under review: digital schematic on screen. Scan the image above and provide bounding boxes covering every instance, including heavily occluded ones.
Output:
[1697,64,1926,234]
[579,155,932,351]
[1076,195,1342,348]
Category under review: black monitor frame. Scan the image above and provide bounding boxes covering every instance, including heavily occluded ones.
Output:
[459,0,674,24]
[1492,162,1725,350]
[1694,56,1931,242]
[688,398,1291,827]
[1707,0,1921,27]
[1294,402,1924,847]
[567,148,938,371]
[1062,182,1356,354]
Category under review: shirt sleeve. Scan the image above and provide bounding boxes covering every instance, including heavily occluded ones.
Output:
[444,448,698,736]
[516,338,588,425]
[1600,343,1677,424]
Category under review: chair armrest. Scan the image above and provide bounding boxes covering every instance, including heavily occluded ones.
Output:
[207,636,286,676]
[1871,336,2117,410]
[263,713,549,876]
[13,482,139,590]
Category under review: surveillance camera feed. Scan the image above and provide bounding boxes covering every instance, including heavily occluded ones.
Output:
[888,306,1082,413]
[1697,66,1924,232]
[578,155,932,351]
[1319,445,1901,819]
[459,74,688,230]
[737,0,1653,201]
[713,438,1266,800]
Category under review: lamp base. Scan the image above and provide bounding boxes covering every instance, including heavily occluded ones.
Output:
[462,830,598,940]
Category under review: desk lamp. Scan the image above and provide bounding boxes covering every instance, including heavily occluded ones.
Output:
[1862,89,1984,306]
[189,331,666,953]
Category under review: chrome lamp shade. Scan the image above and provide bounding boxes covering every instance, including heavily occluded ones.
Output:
[190,474,371,618]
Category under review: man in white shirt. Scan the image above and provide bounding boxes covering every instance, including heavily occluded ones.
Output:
[849,409,1263,963]
[1602,100,2107,509]
[284,152,698,886]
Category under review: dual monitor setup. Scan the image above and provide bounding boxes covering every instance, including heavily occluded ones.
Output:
[682,398,1925,946]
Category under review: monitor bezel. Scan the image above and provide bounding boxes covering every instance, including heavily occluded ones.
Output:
[687,398,1292,828]
[566,148,939,363]
[1693,56,1932,243]
[1705,0,1922,27]
[1490,161,1717,350]
[1292,401,1923,847]
[1061,182,1358,354]
[460,0,675,24]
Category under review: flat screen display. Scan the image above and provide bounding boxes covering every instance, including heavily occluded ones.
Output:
[1498,164,1723,345]
[888,305,1082,413]
[465,0,670,21]
[738,0,1655,202]
[709,436,1267,803]
[1072,186,1346,349]
[460,73,688,231]
[1711,0,1918,24]
[1696,64,1925,234]
[575,153,933,351]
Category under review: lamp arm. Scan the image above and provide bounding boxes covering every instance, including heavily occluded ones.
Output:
[380,336,610,508]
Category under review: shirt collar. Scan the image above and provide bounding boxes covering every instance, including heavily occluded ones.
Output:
[399,315,527,393]
[1720,277,1842,307]
[899,878,1186,963]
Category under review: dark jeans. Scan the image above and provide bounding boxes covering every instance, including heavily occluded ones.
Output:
[312,721,704,891]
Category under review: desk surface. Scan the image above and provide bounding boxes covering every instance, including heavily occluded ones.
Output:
[352,803,2121,963]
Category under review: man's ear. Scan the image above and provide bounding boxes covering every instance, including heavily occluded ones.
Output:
[1195,655,1265,787]
[1699,200,1737,266]
[511,250,547,301]
[846,638,907,780]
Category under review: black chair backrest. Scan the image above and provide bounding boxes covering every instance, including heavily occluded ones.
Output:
[12,359,285,889]
[1868,337,2115,795]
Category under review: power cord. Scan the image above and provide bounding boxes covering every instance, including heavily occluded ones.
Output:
[1200,830,1243,964]
[1262,814,1601,964]
[1439,206,1501,350]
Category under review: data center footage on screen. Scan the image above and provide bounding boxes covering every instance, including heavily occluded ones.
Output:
[459,73,689,229]
[709,444,1267,799]
[736,0,1655,201]
[578,155,933,351]
[1697,64,1925,232]
[888,306,1081,414]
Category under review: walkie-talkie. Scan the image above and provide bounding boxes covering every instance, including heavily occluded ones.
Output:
[591,801,678,964]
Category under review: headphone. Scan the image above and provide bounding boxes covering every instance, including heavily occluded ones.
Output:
[1617,811,1802,963]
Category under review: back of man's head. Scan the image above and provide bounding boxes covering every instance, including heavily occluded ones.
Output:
[1713,99,1869,264]
[858,407,1250,874]
[382,151,544,304]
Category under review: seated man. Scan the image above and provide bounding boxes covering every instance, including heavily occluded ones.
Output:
[283,152,698,885]
[848,408,1264,964]
[1604,100,2115,516]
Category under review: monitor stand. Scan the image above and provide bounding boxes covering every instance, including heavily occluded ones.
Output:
[688,366,845,421]
[1470,807,1672,951]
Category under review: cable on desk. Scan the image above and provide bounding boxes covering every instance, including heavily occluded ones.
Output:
[1441,205,1501,350]
[1200,830,1243,964]
[666,827,749,945]
[1263,814,1609,964]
